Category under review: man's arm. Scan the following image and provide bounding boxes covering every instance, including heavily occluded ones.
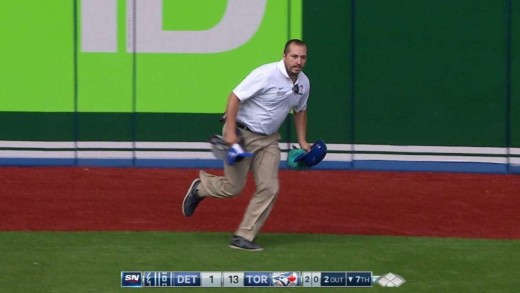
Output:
[223,92,241,145]
[294,110,311,151]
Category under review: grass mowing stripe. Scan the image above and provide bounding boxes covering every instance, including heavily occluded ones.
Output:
[0,232,518,292]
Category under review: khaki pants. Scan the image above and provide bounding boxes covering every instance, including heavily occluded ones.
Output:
[197,128,281,241]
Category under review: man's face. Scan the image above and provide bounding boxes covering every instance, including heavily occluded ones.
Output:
[283,44,307,78]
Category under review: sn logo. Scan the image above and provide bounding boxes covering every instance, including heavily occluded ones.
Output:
[122,272,142,287]
[125,274,140,282]
[82,0,267,53]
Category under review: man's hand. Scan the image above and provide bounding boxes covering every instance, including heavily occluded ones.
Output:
[224,130,239,146]
[299,141,311,152]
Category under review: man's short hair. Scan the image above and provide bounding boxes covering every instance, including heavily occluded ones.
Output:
[284,39,307,55]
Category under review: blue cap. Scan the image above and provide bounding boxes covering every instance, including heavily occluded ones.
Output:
[295,139,327,167]
[226,144,253,166]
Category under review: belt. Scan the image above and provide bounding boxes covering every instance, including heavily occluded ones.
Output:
[236,122,266,136]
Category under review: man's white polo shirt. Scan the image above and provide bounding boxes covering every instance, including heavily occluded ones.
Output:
[233,59,310,136]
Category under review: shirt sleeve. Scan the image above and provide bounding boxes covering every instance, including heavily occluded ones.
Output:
[232,69,267,101]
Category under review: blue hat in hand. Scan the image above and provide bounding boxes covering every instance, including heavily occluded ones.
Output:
[226,143,253,166]
[287,139,327,170]
[300,139,327,167]
[287,148,310,170]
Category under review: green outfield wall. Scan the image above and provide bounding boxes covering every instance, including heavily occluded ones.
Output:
[0,0,518,173]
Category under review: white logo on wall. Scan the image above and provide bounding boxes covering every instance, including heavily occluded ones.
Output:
[81,0,267,53]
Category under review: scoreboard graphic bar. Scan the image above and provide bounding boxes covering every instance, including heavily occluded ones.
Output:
[121,271,378,288]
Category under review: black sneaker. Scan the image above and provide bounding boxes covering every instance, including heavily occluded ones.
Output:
[182,179,204,217]
[229,235,263,251]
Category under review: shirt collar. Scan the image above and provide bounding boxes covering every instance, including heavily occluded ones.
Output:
[277,59,299,83]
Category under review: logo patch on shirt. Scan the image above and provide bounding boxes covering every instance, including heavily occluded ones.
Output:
[295,84,304,95]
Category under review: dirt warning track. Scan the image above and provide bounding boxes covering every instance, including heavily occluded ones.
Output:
[0,167,518,239]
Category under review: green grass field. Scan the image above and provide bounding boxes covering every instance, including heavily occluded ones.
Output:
[0,232,518,292]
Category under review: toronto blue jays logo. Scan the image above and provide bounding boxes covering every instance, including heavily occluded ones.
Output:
[272,272,299,287]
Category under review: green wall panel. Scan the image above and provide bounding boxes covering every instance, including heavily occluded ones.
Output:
[511,0,520,148]
[77,0,133,112]
[302,0,352,144]
[0,0,74,112]
[135,0,299,114]
[0,112,300,143]
[0,113,74,141]
[354,0,508,147]
[0,0,519,172]
[77,113,133,141]
[88,112,279,143]
[163,0,227,31]
[135,113,223,142]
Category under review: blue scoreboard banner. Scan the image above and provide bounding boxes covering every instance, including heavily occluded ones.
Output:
[119,271,394,288]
